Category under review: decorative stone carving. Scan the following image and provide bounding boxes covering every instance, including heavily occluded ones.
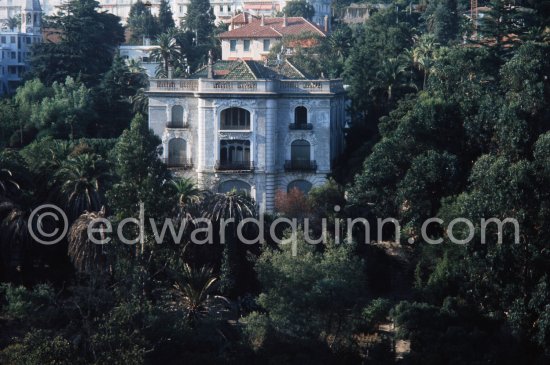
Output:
[163,128,192,142]
[213,99,257,110]
[218,132,252,140]
[284,131,317,148]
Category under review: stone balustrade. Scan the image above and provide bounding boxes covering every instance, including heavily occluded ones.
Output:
[148,78,345,94]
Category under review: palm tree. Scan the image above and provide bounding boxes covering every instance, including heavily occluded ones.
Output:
[0,201,31,281]
[0,168,20,198]
[131,87,149,114]
[151,32,182,78]
[68,207,109,274]
[412,34,440,89]
[201,190,256,225]
[369,58,416,103]
[201,191,257,296]
[172,178,202,208]
[172,263,228,323]
[327,27,352,61]
[3,16,20,31]
[53,153,110,221]
[126,58,145,74]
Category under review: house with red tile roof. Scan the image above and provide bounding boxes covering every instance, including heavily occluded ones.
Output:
[218,15,327,61]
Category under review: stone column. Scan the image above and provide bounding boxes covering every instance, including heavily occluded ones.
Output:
[197,98,206,188]
[264,99,277,212]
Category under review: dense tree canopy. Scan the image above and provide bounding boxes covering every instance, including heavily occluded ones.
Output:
[1,1,550,364]
[127,0,159,44]
[30,0,124,86]
[182,0,215,45]
[282,1,315,20]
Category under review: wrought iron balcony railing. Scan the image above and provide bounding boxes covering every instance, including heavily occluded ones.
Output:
[215,160,254,171]
[284,160,317,172]
[166,122,190,129]
[289,123,313,130]
[162,158,193,169]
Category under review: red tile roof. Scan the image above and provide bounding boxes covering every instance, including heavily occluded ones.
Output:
[226,12,260,25]
[219,16,326,39]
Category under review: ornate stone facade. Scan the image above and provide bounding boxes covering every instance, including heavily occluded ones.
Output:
[147,67,346,212]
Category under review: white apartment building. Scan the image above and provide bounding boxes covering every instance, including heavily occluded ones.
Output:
[0,0,41,94]
[0,0,331,28]
[119,40,161,77]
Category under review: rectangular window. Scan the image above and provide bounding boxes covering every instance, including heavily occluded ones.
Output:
[230,40,236,52]
[263,39,270,52]
[243,40,250,52]
[26,37,31,44]
[10,36,15,43]
[10,52,15,59]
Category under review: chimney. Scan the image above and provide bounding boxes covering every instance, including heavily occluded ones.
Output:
[168,65,173,79]
[261,14,265,26]
[244,12,248,24]
[283,14,287,27]
[324,15,329,33]
[230,17,234,30]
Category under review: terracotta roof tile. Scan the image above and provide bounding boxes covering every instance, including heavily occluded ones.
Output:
[219,17,326,39]
[227,12,260,25]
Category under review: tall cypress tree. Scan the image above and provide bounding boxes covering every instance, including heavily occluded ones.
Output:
[158,0,175,33]
[425,0,459,44]
[127,0,159,44]
[182,0,215,45]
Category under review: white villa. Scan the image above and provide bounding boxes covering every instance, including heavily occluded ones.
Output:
[219,14,326,61]
[146,58,346,211]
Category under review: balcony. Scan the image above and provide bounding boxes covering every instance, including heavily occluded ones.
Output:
[289,123,313,130]
[166,122,189,129]
[215,160,254,171]
[162,158,193,169]
[284,160,317,172]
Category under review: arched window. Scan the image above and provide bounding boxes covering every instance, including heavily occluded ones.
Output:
[291,139,310,162]
[219,180,251,195]
[288,180,313,194]
[168,138,187,166]
[294,106,307,127]
[171,105,184,127]
[286,139,315,171]
[218,140,251,170]
[221,107,250,130]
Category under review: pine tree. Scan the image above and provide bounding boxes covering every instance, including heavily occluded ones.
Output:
[424,0,459,44]
[94,55,146,137]
[182,0,215,45]
[107,114,173,220]
[30,0,124,86]
[431,0,459,44]
[127,0,159,44]
[479,0,528,58]
[158,0,175,33]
